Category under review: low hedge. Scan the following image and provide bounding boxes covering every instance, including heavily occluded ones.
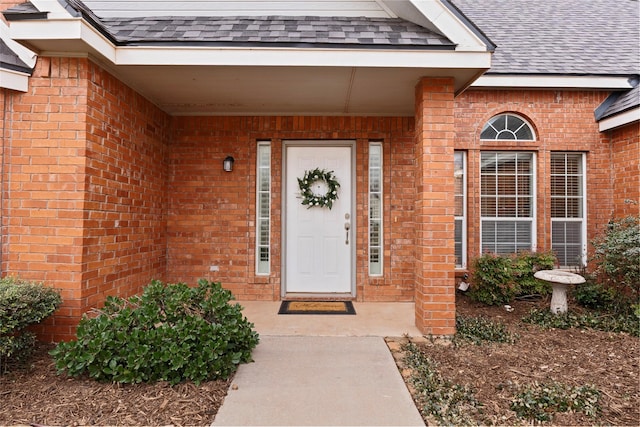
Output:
[51,279,259,385]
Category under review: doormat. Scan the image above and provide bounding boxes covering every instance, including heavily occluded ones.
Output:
[278,301,356,315]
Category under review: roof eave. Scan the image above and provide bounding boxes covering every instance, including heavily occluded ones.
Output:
[471,74,636,90]
[7,18,491,69]
[598,107,640,131]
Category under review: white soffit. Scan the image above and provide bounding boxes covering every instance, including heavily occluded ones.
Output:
[472,75,635,90]
[599,107,640,131]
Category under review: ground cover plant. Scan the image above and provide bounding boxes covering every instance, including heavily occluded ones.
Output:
[391,295,639,426]
[51,279,259,385]
[0,277,61,374]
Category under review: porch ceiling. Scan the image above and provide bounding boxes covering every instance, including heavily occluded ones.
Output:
[105,64,480,116]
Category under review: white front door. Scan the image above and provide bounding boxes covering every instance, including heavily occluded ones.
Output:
[285,144,353,294]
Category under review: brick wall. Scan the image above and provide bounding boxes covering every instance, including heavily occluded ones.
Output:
[413,77,456,335]
[82,61,170,312]
[454,89,613,265]
[168,116,417,302]
[608,122,640,217]
[1,57,170,341]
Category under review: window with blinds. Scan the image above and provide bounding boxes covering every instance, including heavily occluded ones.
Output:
[369,143,383,275]
[256,142,271,275]
[454,151,466,268]
[481,152,535,254]
[551,152,585,267]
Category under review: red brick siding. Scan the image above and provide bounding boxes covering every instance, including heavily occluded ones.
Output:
[1,58,89,341]
[413,77,456,335]
[454,89,613,265]
[608,122,640,217]
[1,58,170,341]
[82,61,170,312]
[168,116,417,303]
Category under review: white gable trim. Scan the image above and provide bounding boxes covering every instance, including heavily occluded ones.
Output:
[472,75,635,90]
[30,0,75,19]
[0,68,30,92]
[1,20,36,69]
[599,107,640,131]
[400,0,488,52]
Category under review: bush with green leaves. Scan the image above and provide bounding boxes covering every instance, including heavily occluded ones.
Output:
[0,277,62,373]
[511,381,600,422]
[573,279,616,310]
[591,215,639,301]
[51,279,259,385]
[468,251,556,305]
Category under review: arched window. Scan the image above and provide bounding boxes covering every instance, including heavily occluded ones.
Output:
[480,113,535,141]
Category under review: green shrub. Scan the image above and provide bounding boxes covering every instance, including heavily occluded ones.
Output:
[511,381,600,422]
[591,215,639,301]
[573,279,616,310]
[454,315,517,346]
[468,251,556,305]
[51,279,259,385]
[0,277,62,373]
[511,251,556,296]
[468,253,515,305]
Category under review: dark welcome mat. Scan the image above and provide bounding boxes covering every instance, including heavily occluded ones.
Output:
[278,300,356,315]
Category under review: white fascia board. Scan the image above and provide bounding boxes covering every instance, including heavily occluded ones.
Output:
[9,19,116,63]
[473,75,635,90]
[409,0,487,52]
[599,107,640,131]
[1,20,36,68]
[29,0,75,19]
[0,68,30,91]
[115,46,491,69]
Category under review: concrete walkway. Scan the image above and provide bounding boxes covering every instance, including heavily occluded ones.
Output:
[212,302,425,426]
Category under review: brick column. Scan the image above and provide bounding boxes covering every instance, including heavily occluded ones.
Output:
[413,77,456,335]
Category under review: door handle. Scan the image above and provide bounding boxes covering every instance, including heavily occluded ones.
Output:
[344,222,351,245]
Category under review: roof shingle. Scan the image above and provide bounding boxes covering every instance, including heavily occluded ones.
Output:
[452,0,640,76]
[100,15,455,48]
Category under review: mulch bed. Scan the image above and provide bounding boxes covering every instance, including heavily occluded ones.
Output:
[390,294,640,426]
[0,343,231,426]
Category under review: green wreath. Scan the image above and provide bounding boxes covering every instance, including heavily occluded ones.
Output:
[297,168,340,209]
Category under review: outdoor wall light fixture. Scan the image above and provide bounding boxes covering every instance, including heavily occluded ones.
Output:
[223,156,235,172]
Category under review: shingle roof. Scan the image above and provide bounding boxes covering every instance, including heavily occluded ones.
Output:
[452,0,640,76]
[2,0,451,49]
[596,84,640,120]
[99,15,454,48]
[0,34,30,73]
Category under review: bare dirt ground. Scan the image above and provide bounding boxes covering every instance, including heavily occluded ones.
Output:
[1,295,638,426]
[390,294,640,426]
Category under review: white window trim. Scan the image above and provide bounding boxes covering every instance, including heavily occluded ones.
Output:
[255,141,271,275]
[455,151,467,269]
[368,142,383,276]
[551,153,587,267]
[479,152,537,254]
[480,113,537,141]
